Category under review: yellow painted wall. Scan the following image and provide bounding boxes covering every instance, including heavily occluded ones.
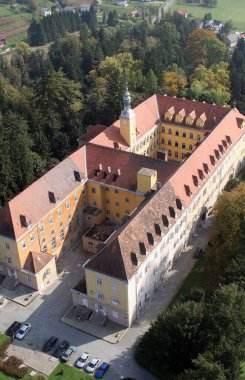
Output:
[0,237,20,268]
[120,114,136,147]
[137,169,157,193]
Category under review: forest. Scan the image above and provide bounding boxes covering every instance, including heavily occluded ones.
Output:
[0,8,244,207]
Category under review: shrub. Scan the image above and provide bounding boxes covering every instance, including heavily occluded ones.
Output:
[1,355,28,378]
[0,339,11,358]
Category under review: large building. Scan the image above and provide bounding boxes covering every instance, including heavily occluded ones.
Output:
[0,91,244,326]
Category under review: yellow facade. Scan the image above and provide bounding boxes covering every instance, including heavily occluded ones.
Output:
[137,168,157,193]
[120,113,136,147]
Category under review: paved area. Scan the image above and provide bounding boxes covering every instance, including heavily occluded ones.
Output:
[0,220,212,379]
[62,305,128,344]
[0,284,39,306]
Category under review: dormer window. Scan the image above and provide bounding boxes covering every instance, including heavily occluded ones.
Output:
[139,242,146,255]
[192,175,199,187]
[198,169,205,180]
[169,206,176,219]
[218,144,224,154]
[131,252,138,266]
[176,198,183,210]
[165,106,175,121]
[184,185,192,197]
[214,149,220,160]
[226,135,232,145]
[196,112,207,127]
[162,215,169,227]
[175,108,186,123]
[222,139,228,150]
[186,110,196,126]
[154,223,162,236]
[48,191,57,203]
[203,163,210,174]
[147,232,154,245]
[210,155,216,166]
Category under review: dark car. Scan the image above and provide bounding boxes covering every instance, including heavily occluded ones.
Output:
[43,336,58,353]
[95,362,110,378]
[6,321,21,338]
[193,246,203,259]
[53,340,69,358]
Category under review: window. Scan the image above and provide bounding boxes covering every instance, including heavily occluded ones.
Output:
[183,132,186,138]
[96,292,104,300]
[7,257,12,264]
[88,241,93,248]
[111,282,117,291]
[116,212,120,218]
[182,143,186,149]
[67,214,71,220]
[105,187,109,192]
[39,224,44,233]
[161,127,165,133]
[51,237,56,249]
[189,144,193,151]
[115,189,119,194]
[115,201,120,206]
[27,275,32,283]
[68,222,72,233]
[51,229,55,235]
[58,209,62,217]
[168,140,172,146]
[30,234,34,242]
[175,141,178,147]
[161,138,165,144]
[175,131,179,136]
[111,297,119,305]
[60,229,64,241]
[106,210,110,215]
[168,128,172,134]
[42,238,46,243]
[175,152,179,158]
[5,242,10,250]
[125,198,129,203]
[96,277,102,286]
[49,217,53,224]
[74,194,78,202]
[93,200,97,206]
[112,311,118,319]
[92,188,96,194]
[42,245,47,253]
[190,133,193,139]
[168,150,172,156]
[22,241,27,249]
[197,135,201,141]
[66,202,70,210]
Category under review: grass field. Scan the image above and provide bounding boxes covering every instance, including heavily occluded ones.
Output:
[171,0,245,30]
[101,0,164,13]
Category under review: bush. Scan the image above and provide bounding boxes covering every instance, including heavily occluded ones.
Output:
[0,339,11,358]
[1,355,28,379]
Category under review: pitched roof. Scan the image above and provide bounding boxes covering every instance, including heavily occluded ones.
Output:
[23,251,54,274]
[86,107,245,281]
[0,147,87,240]
[86,143,179,191]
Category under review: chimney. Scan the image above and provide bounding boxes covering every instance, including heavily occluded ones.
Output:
[99,163,103,171]
[117,169,121,176]
[108,166,111,173]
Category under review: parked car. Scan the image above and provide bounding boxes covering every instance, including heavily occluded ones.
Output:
[60,345,76,362]
[53,340,69,358]
[86,357,100,374]
[193,246,203,259]
[6,321,21,338]
[75,352,90,369]
[95,362,110,378]
[43,336,58,352]
[15,323,31,340]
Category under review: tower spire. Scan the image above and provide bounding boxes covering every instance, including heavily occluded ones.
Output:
[123,84,131,111]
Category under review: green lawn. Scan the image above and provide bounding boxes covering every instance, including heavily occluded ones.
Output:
[49,363,92,380]
[171,0,245,30]
[101,0,164,13]
[0,334,10,345]
[170,254,219,306]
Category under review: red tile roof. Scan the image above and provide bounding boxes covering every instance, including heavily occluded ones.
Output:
[0,147,87,240]
[86,143,179,191]
[23,251,54,274]
[78,124,108,145]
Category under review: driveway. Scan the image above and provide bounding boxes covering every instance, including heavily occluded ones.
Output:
[0,221,212,379]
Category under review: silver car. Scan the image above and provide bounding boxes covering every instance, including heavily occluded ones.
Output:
[75,352,90,369]
[61,345,76,362]
[15,323,31,340]
[86,357,100,374]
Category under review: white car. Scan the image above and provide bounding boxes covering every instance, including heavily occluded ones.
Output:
[86,357,100,374]
[15,323,31,340]
[75,352,90,368]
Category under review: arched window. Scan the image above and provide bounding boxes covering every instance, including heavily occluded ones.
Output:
[168,140,172,146]
[189,144,193,151]
[161,138,165,144]
[162,127,165,133]
[190,133,193,139]
[182,143,186,149]
[183,132,186,138]
[168,128,172,135]
[168,150,172,156]
[175,141,178,147]
[175,131,179,136]
[197,135,201,141]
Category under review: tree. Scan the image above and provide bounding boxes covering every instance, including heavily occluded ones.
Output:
[135,300,205,377]
[179,353,226,380]
[185,29,227,68]
[206,183,245,273]
[231,39,245,114]
[162,65,187,96]
[145,69,158,97]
